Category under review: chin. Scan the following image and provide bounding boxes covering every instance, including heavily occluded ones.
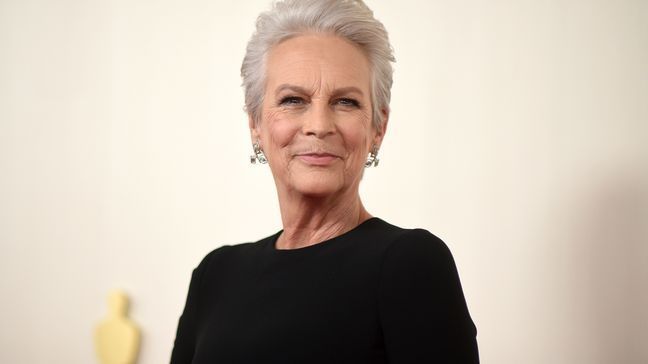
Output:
[291,174,345,198]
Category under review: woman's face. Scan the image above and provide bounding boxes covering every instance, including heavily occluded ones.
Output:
[251,34,387,199]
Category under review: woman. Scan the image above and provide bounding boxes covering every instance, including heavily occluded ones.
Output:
[171,0,479,363]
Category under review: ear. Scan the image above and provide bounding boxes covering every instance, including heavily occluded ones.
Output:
[248,114,260,144]
[373,107,389,148]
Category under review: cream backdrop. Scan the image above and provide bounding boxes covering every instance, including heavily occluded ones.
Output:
[1,0,647,363]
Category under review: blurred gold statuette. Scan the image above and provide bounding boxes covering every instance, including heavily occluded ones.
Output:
[94,290,141,364]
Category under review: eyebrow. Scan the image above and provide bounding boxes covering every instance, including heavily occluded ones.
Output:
[274,84,365,98]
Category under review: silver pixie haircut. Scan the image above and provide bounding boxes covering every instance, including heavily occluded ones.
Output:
[241,0,395,129]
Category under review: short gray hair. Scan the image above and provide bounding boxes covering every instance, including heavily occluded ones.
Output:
[241,0,395,129]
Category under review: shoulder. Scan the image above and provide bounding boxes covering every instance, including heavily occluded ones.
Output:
[368,218,453,264]
[196,242,253,267]
[376,223,462,288]
[377,224,471,317]
[191,232,277,279]
[383,228,454,266]
[376,224,479,361]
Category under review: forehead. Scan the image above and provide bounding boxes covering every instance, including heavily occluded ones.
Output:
[265,34,371,93]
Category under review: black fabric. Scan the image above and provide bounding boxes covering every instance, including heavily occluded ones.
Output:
[171,217,479,363]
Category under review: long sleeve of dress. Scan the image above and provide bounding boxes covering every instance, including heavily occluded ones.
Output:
[170,253,211,364]
[378,229,479,363]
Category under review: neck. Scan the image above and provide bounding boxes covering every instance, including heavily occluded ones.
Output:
[275,187,372,250]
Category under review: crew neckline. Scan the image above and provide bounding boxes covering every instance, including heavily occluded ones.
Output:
[266,217,382,253]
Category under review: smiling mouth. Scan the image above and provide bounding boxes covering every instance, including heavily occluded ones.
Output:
[296,153,340,166]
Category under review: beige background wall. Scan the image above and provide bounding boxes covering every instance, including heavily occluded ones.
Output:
[1,0,646,363]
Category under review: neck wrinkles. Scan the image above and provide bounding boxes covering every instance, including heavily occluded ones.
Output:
[275,191,371,250]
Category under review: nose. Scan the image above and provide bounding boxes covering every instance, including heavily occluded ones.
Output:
[302,102,336,138]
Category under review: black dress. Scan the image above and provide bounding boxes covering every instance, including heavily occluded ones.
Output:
[171,217,479,363]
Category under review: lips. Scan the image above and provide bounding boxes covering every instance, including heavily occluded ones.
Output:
[296,153,340,166]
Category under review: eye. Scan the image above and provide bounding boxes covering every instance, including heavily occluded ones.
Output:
[335,98,360,108]
[279,96,305,106]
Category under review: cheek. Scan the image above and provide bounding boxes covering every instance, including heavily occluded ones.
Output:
[340,125,372,163]
[268,123,295,149]
[261,111,296,147]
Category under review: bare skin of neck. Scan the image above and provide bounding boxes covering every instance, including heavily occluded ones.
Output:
[275,187,372,250]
